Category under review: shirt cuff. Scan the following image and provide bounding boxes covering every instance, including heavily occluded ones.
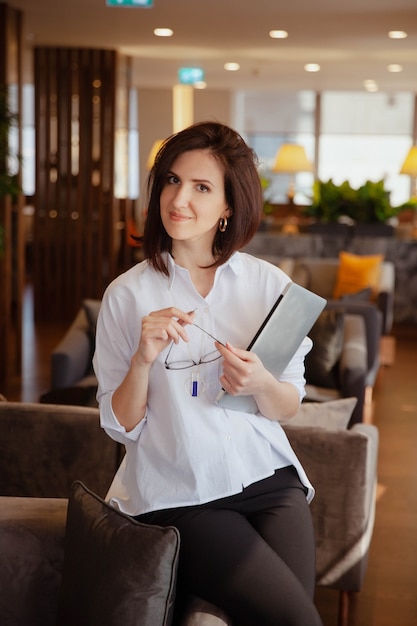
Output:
[99,391,146,442]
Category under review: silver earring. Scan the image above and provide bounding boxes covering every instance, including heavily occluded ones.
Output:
[219,216,228,232]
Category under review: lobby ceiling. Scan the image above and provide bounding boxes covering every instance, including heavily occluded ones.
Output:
[11,0,417,92]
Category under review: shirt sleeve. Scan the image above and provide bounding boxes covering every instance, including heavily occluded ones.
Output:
[93,285,145,444]
[278,336,312,401]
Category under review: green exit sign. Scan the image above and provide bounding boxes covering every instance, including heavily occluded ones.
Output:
[106,0,153,7]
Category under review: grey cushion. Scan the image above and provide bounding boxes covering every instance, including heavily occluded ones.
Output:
[57,481,180,626]
[305,309,345,388]
[289,397,358,430]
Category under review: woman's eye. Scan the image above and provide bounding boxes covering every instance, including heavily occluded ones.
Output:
[197,184,209,192]
[167,174,179,184]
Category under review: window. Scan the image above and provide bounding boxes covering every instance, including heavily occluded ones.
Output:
[320,92,414,207]
[234,90,416,207]
[235,91,315,204]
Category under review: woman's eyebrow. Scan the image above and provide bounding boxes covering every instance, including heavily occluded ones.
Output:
[193,177,214,186]
[168,169,215,187]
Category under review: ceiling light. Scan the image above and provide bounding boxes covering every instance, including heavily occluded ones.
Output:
[194,81,207,90]
[269,30,288,39]
[388,64,403,73]
[388,30,407,39]
[304,63,320,73]
[364,79,378,92]
[224,62,240,71]
[153,28,173,37]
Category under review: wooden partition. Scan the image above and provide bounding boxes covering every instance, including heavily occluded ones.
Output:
[33,47,124,323]
[0,2,24,388]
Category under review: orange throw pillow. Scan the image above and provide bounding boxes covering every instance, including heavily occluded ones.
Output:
[333,251,383,299]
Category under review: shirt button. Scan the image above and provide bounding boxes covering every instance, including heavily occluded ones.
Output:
[225,434,231,441]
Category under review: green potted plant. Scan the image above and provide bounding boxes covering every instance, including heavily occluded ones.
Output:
[346,179,394,223]
[304,179,355,223]
[304,178,410,236]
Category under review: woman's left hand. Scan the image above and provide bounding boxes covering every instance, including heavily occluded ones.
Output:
[215,341,300,421]
[215,341,271,397]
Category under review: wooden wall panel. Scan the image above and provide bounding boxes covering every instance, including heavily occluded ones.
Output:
[33,47,120,323]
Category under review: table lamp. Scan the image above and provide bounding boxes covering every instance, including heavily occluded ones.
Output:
[399,145,417,236]
[272,144,313,203]
[146,139,164,170]
[400,145,417,193]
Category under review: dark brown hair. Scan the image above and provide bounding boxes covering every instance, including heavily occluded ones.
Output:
[142,121,263,275]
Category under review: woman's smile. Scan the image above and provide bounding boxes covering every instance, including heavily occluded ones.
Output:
[168,210,193,223]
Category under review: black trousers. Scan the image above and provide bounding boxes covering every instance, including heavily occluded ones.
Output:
[136,466,323,626]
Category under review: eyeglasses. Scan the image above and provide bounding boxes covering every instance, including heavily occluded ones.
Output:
[164,348,222,370]
[164,321,224,371]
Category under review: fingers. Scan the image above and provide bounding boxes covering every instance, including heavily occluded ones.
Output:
[216,341,264,395]
[216,341,250,362]
[146,307,195,344]
[137,307,196,366]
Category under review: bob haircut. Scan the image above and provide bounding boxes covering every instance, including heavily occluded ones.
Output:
[142,121,263,275]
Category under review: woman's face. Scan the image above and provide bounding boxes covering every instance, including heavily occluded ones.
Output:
[159,149,230,250]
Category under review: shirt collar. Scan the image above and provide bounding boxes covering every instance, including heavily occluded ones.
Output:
[165,251,243,290]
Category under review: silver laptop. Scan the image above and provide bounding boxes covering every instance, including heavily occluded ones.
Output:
[216,282,326,413]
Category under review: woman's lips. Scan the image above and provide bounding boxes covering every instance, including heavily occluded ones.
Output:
[169,211,191,222]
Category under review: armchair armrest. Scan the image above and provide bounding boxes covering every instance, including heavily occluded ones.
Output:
[376,261,395,334]
[339,314,368,425]
[378,261,395,294]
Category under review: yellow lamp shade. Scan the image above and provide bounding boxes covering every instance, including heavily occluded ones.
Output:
[146,139,164,170]
[400,146,417,177]
[272,144,313,174]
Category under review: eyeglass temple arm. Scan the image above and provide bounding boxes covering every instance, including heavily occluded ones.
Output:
[191,322,226,347]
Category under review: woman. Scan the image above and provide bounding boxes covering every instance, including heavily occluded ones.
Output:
[93,121,323,626]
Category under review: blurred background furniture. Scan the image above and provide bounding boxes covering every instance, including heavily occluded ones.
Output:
[40,300,100,407]
[290,256,395,336]
[303,310,369,426]
[0,400,378,626]
[290,256,387,420]
[245,254,386,423]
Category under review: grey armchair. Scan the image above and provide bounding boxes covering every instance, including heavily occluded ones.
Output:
[303,311,369,426]
[285,422,379,626]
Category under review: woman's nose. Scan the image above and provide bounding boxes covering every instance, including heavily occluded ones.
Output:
[172,184,190,208]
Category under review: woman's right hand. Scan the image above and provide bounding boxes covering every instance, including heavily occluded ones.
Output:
[112,307,195,431]
[134,307,195,366]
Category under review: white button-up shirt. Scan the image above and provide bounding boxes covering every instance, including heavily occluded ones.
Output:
[93,252,314,515]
